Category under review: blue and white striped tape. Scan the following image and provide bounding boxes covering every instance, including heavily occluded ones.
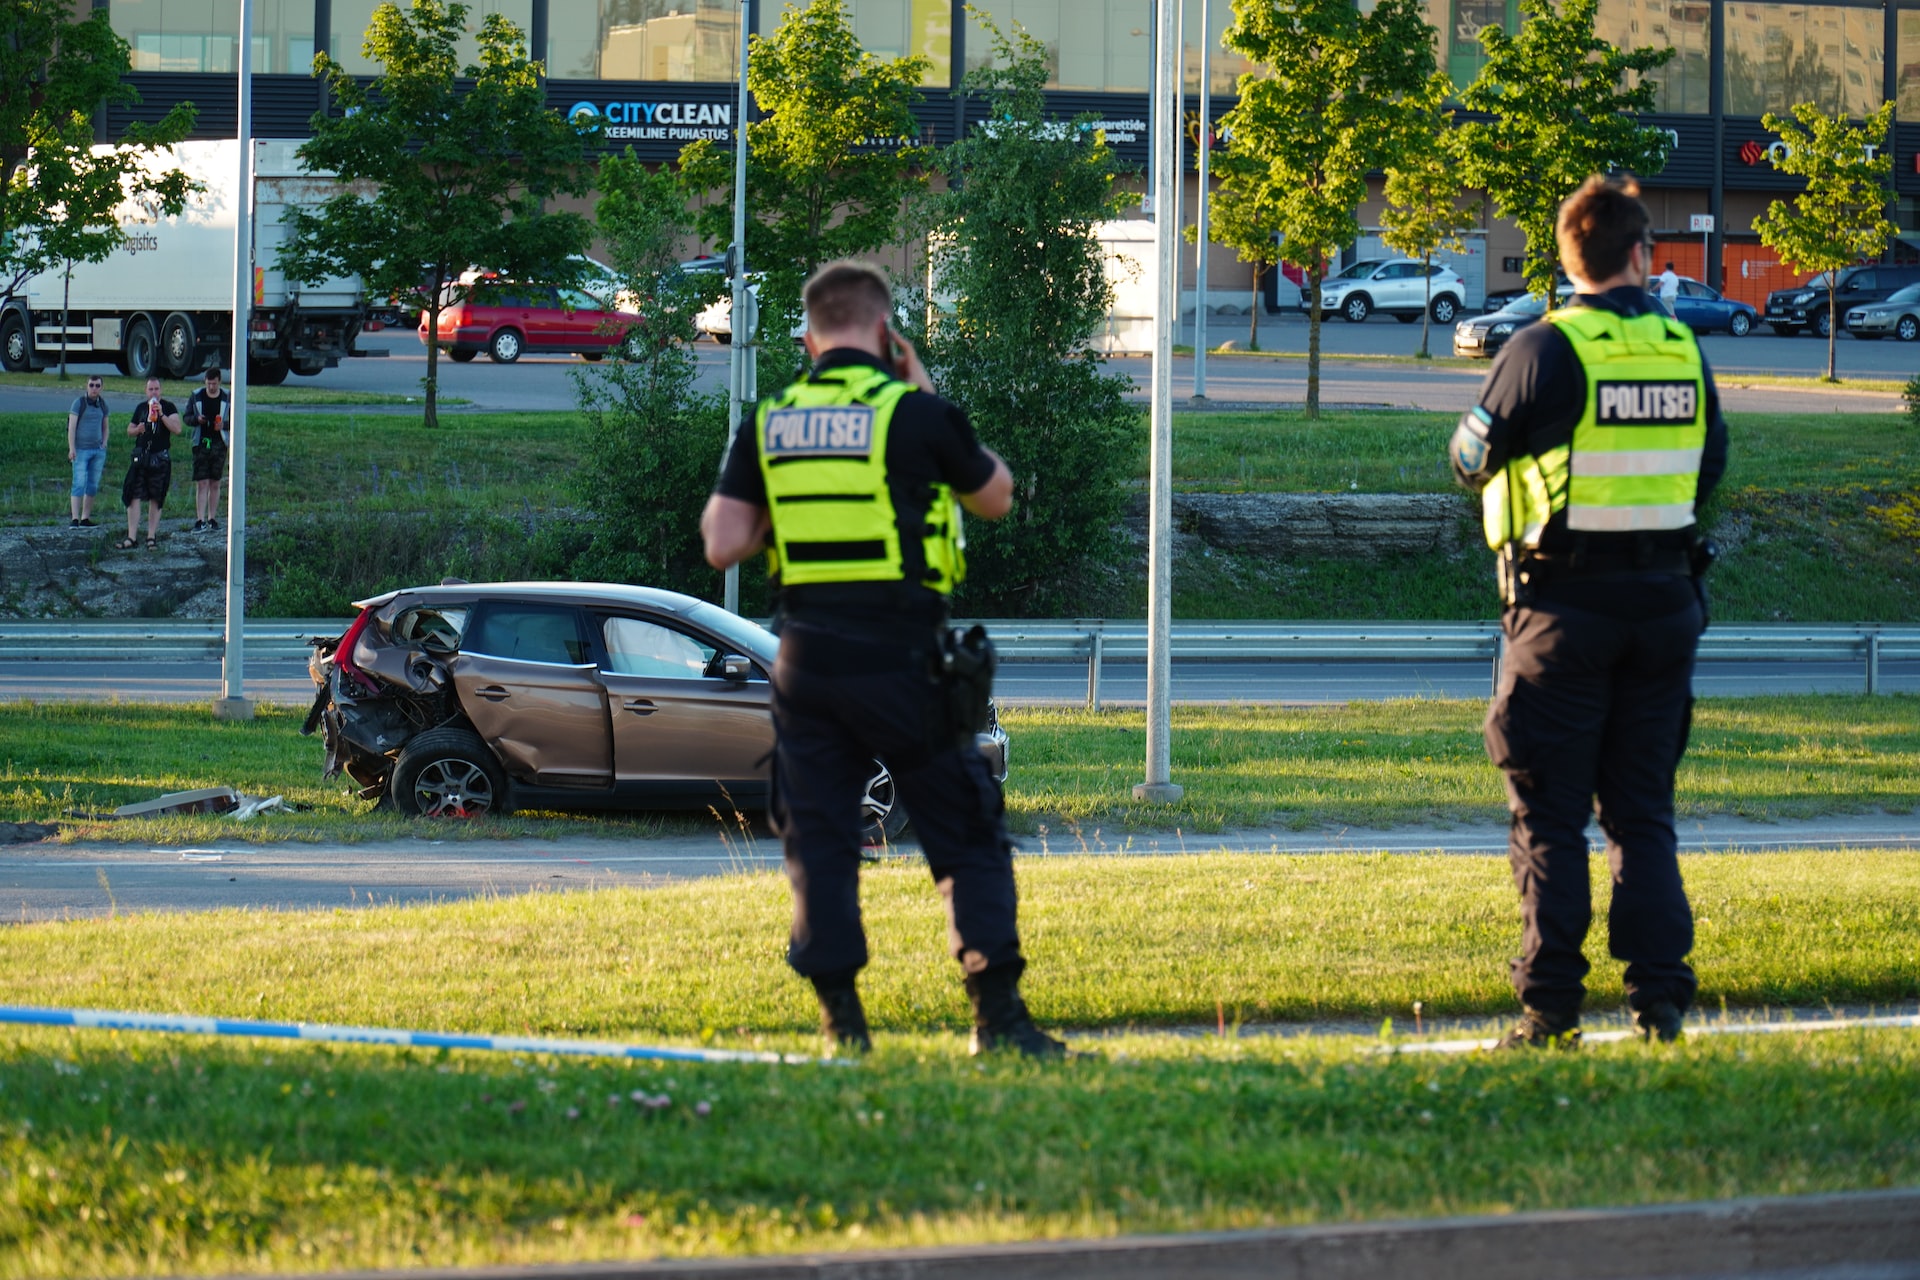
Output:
[0,1004,824,1065]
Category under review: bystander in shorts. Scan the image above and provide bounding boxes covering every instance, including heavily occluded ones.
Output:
[122,453,171,509]
[191,445,226,483]
[71,450,105,500]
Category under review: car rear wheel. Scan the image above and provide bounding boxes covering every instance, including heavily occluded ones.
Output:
[579,351,604,362]
[1341,294,1372,323]
[448,346,478,363]
[1430,295,1458,324]
[1898,316,1920,342]
[489,329,523,363]
[392,727,509,819]
[859,758,909,846]
[1728,312,1751,337]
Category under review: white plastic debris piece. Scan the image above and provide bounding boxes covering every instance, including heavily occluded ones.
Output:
[229,795,289,821]
[112,787,240,818]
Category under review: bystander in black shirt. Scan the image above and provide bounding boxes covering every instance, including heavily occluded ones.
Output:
[714,349,996,632]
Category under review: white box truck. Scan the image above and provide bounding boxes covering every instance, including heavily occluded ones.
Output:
[0,138,369,385]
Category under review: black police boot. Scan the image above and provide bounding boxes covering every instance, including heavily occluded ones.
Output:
[965,966,1073,1060]
[809,972,871,1054]
[1634,1000,1685,1044]
[1493,1006,1582,1050]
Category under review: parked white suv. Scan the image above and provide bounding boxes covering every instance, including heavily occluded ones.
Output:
[1314,258,1466,324]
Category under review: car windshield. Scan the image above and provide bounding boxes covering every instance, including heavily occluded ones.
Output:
[1504,294,1548,316]
[685,599,776,657]
[1332,260,1384,281]
[1885,283,1920,304]
[1802,271,1835,289]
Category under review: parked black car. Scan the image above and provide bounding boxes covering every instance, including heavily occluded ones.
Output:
[1451,293,1549,358]
[1764,263,1920,337]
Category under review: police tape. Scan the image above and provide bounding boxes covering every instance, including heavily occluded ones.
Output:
[1389,1012,1920,1056]
[0,1004,832,1066]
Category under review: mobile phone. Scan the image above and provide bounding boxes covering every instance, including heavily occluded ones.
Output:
[886,330,906,377]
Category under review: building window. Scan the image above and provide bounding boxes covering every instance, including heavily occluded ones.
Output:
[548,0,741,81]
[963,0,1149,92]
[114,0,314,74]
[758,0,949,88]
[1594,0,1711,112]
[1724,2,1884,116]
[1897,9,1920,115]
[327,0,534,74]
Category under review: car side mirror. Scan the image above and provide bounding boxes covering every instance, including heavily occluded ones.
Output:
[713,653,754,681]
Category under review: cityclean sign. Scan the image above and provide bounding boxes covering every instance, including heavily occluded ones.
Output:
[568,98,733,143]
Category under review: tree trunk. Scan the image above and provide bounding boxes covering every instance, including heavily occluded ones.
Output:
[1417,250,1433,360]
[1305,262,1324,419]
[1248,267,1262,351]
[423,296,442,429]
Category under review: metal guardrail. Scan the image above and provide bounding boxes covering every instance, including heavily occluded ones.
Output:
[0,619,1913,706]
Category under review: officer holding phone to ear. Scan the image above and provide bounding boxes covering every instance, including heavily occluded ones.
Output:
[702,260,1076,1060]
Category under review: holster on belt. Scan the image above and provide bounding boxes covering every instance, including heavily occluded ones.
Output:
[937,624,997,741]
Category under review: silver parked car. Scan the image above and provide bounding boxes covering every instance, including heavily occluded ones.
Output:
[1313,258,1467,324]
[304,581,1010,841]
[1844,282,1920,341]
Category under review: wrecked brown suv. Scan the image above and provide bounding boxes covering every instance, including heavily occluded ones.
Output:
[303,581,1010,840]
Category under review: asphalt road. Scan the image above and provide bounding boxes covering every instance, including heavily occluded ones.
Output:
[0,656,1911,704]
[9,811,1917,921]
[0,313,1904,418]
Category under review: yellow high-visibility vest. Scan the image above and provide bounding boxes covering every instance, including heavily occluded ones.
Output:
[1483,305,1707,551]
[754,366,966,592]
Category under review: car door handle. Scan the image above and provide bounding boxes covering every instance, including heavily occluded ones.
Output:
[475,685,511,701]
[623,699,657,715]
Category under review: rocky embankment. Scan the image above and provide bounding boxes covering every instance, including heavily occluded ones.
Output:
[1125,492,1473,559]
[0,521,267,617]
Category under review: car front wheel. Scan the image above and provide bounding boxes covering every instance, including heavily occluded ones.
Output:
[1898,316,1920,342]
[392,727,509,819]
[1728,311,1751,337]
[1813,312,1832,339]
[859,758,909,846]
[488,329,523,363]
[1341,294,1372,323]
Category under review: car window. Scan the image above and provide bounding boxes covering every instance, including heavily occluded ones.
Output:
[394,606,468,653]
[601,616,716,679]
[1886,283,1920,304]
[559,288,603,311]
[1333,260,1382,280]
[1842,270,1876,291]
[1509,294,1548,316]
[464,606,587,665]
[1678,281,1711,299]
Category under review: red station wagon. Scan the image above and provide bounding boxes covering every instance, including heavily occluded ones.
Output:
[418,283,640,364]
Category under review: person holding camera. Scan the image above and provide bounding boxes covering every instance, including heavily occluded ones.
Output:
[185,366,230,533]
[701,260,1072,1059]
[118,377,181,550]
[1449,175,1728,1049]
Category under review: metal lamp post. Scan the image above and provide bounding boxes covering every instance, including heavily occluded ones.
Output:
[1192,0,1210,403]
[216,0,254,722]
[1134,0,1183,805]
[723,0,755,615]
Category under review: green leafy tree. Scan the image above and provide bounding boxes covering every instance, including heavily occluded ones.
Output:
[678,0,928,388]
[1220,0,1435,417]
[281,0,596,428]
[916,19,1138,613]
[0,4,195,308]
[1187,141,1283,351]
[570,151,729,595]
[1380,74,1478,360]
[1753,100,1896,382]
[1454,0,1673,301]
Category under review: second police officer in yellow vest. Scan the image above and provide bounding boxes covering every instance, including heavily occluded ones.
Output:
[1450,176,1729,1049]
[702,260,1077,1058]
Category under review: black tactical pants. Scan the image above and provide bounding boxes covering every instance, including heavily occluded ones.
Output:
[1484,594,1703,1019]
[771,620,1021,981]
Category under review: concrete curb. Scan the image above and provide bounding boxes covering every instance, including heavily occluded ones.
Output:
[283,1188,1920,1280]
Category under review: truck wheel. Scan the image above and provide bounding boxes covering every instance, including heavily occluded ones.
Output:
[290,358,325,377]
[392,728,509,819]
[247,357,289,386]
[488,328,523,363]
[0,312,30,373]
[123,317,158,379]
[159,313,198,379]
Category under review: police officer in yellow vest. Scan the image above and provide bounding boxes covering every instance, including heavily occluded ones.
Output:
[702,260,1074,1058]
[1449,176,1728,1049]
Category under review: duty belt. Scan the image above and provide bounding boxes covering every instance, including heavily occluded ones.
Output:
[1523,549,1692,579]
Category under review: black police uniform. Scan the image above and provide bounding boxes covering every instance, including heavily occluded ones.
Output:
[713,349,1025,1008]
[1451,286,1729,1030]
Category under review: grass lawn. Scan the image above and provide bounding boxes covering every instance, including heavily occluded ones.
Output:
[1,850,1917,1274]
[1,695,1914,843]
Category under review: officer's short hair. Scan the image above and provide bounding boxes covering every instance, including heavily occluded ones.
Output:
[804,261,892,332]
[1556,175,1652,284]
